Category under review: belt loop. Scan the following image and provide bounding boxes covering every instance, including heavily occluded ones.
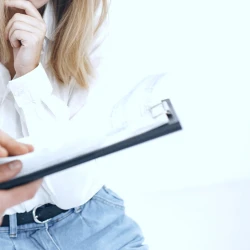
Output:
[9,214,18,238]
[74,205,82,214]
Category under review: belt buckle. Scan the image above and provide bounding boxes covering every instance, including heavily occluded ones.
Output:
[32,205,52,224]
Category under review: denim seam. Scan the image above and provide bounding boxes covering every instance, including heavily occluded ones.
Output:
[48,209,74,228]
[10,238,17,250]
[45,224,60,250]
[76,215,124,246]
[92,196,125,210]
[29,235,45,250]
[0,230,9,233]
[16,227,44,232]
[78,212,92,228]
[0,226,44,233]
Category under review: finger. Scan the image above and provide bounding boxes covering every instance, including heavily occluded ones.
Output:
[5,13,46,40]
[8,21,42,44]
[0,131,34,156]
[9,29,40,48]
[25,144,34,153]
[0,179,42,210]
[4,0,43,21]
[0,160,22,183]
[0,146,8,157]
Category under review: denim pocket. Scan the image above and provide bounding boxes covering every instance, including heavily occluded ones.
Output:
[92,186,125,209]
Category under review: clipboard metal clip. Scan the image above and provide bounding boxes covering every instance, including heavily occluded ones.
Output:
[149,100,172,119]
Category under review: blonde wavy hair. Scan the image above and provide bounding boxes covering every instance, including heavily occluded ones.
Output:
[0,0,108,88]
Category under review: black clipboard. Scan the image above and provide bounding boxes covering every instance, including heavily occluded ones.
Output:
[0,99,182,190]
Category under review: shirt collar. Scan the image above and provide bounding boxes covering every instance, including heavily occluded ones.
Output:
[43,1,56,41]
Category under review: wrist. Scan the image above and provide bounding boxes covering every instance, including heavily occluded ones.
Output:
[16,64,39,78]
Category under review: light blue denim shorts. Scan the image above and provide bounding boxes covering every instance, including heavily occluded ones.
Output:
[0,186,148,250]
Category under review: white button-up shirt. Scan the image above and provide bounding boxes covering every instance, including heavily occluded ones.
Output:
[1,1,107,215]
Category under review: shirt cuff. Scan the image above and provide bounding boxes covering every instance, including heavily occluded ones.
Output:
[7,63,53,107]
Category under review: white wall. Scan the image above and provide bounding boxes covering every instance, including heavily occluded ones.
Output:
[96,1,250,249]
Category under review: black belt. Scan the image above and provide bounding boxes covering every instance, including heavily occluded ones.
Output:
[1,204,68,227]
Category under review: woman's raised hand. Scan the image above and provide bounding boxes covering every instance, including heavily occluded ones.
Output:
[5,0,46,77]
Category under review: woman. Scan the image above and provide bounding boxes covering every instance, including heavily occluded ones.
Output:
[0,0,148,249]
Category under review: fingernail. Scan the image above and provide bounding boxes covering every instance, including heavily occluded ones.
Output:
[0,147,7,157]
[8,161,22,170]
[25,144,34,152]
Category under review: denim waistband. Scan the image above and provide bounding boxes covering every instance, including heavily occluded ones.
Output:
[0,205,83,236]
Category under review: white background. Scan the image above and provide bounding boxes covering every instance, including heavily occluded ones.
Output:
[96,1,250,249]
